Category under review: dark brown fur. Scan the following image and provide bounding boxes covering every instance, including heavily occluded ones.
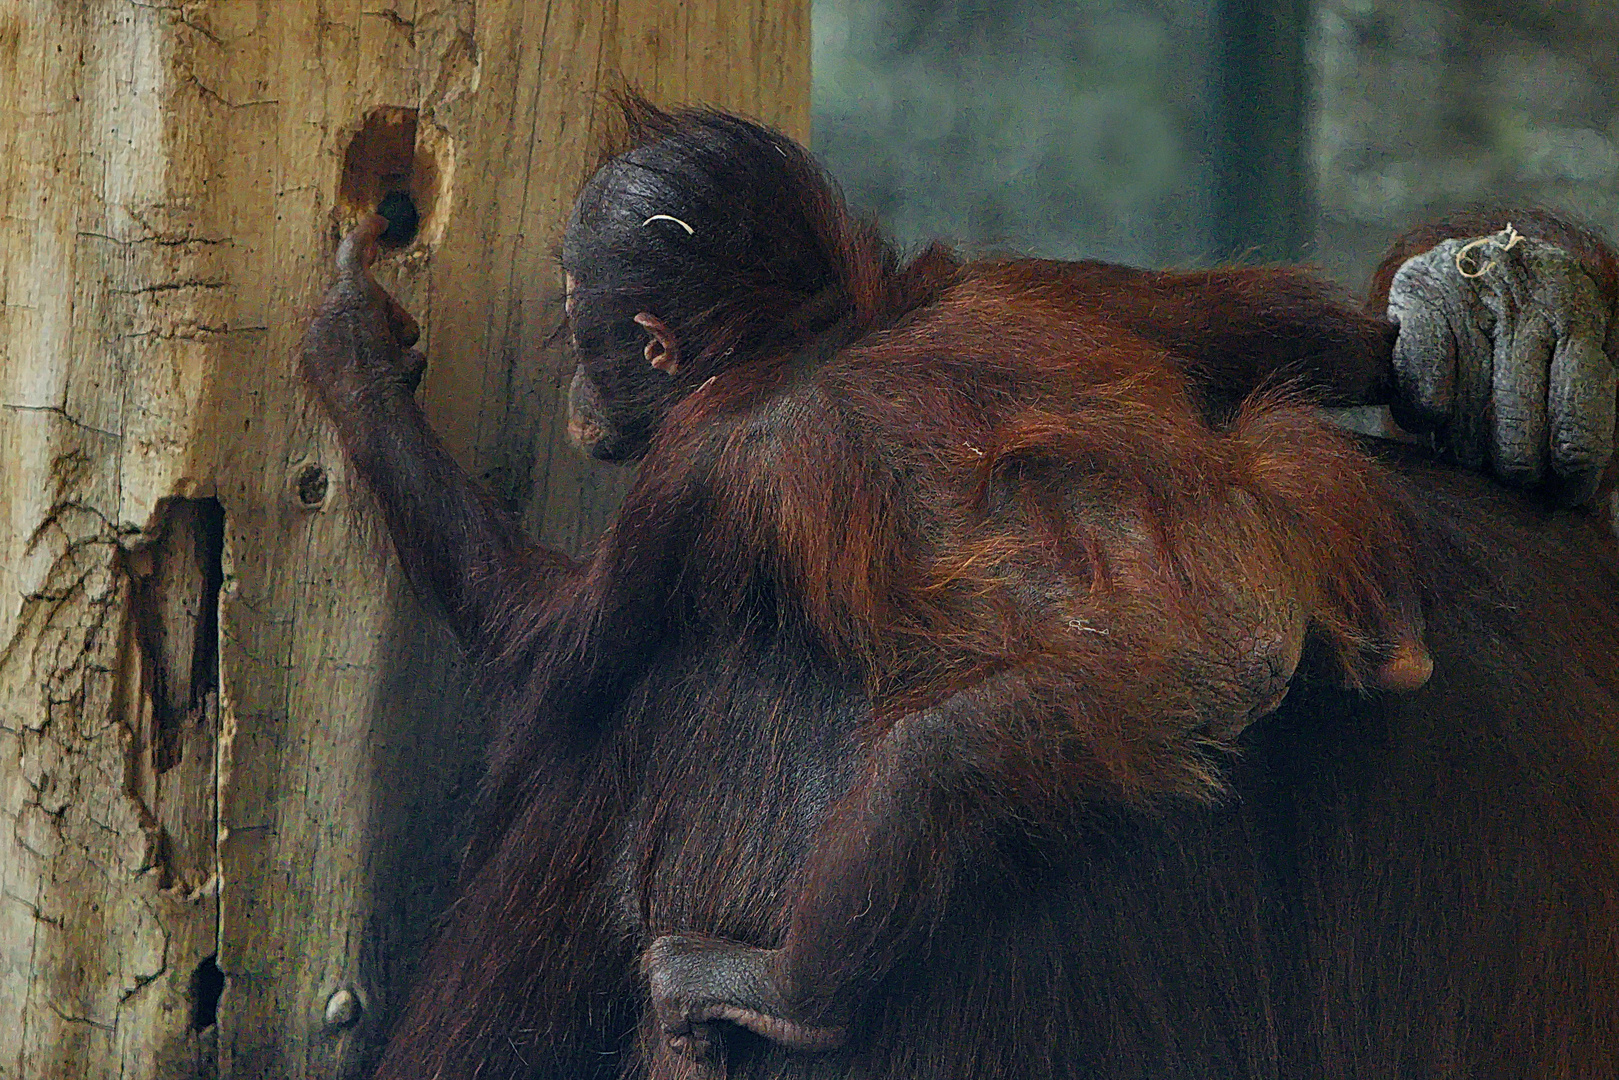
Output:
[297,107,1619,1079]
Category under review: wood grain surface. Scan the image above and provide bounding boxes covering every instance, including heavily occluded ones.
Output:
[0,3,807,1075]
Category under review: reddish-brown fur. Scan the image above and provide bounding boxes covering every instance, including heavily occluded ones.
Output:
[298,108,1619,1079]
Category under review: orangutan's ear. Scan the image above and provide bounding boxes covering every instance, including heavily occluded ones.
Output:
[635,312,681,375]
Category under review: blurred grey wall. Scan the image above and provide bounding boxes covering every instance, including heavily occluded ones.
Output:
[1313,0,1619,286]
[812,0,1219,267]
[812,0,1619,289]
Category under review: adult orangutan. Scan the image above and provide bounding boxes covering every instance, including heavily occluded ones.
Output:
[299,102,1619,1079]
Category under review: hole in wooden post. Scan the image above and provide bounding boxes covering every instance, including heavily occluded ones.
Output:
[376,190,420,246]
[126,498,226,775]
[191,955,225,1031]
[292,463,330,509]
[338,107,449,251]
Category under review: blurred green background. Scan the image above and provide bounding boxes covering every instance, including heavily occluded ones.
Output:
[810,0,1618,290]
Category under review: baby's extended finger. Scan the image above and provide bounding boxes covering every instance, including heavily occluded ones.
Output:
[337,214,389,276]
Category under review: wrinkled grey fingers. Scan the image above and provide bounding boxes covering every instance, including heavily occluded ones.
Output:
[1491,312,1552,486]
[1387,231,1616,502]
[1388,245,1465,432]
[1549,332,1617,505]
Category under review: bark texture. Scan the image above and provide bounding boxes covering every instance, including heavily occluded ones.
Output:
[0,3,807,1076]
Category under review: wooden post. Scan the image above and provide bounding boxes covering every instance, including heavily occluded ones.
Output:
[0,3,808,1076]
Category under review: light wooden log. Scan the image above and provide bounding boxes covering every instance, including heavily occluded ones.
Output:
[0,3,808,1076]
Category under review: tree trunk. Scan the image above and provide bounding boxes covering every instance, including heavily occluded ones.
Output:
[0,3,807,1077]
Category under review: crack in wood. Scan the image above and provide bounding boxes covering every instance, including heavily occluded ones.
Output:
[108,280,228,295]
[0,402,121,440]
[74,230,228,248]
